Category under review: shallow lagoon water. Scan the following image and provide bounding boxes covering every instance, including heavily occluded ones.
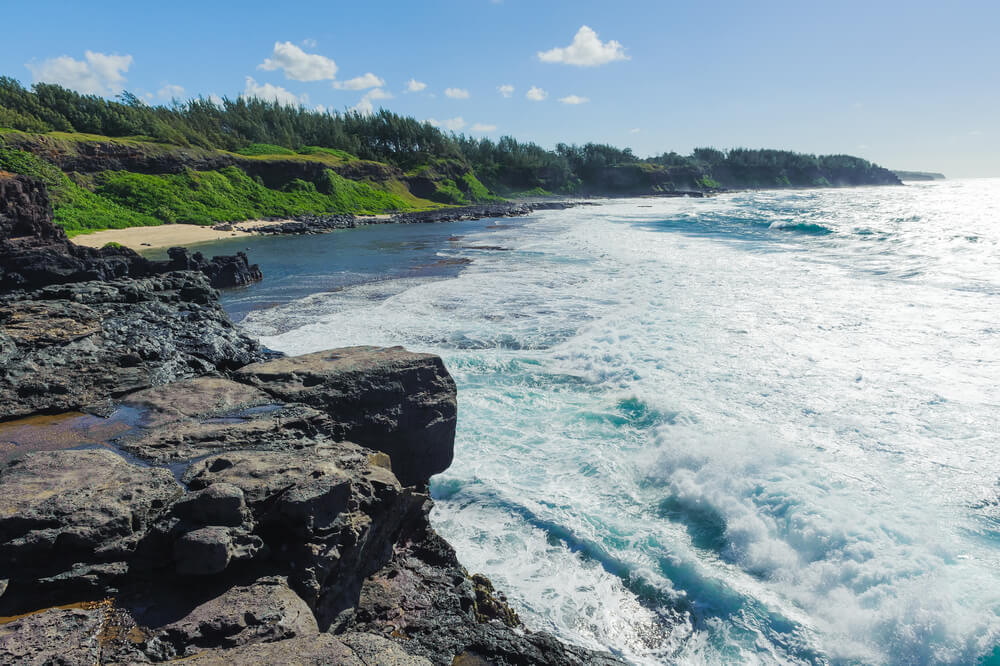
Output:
[203,180,1000,664]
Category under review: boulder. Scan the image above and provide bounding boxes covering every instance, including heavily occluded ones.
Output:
[102,577,318,662]
[233,346,457,486]
[183,447,423,630]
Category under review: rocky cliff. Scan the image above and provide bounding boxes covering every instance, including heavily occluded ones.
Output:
[0,176,620,665]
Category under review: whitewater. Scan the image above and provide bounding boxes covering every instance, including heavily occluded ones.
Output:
[224,179,1000,664]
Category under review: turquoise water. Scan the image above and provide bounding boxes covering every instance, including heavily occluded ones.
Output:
[210,180,1000,664]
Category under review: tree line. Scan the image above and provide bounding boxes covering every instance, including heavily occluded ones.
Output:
[0,76,897,192]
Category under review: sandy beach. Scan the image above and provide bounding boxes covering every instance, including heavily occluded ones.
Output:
[70,216,396,252]
[69,220,292,251]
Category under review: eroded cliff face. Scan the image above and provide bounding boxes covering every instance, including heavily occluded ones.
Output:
[0,177,620,665]
[0,171,262,292]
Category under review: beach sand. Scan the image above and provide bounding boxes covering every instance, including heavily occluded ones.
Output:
[70,215,394,252]
[70,220,294,251]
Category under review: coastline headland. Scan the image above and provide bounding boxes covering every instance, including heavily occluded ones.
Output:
[0,172,621,664]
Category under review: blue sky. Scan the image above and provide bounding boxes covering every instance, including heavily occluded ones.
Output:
[2,0,997,176]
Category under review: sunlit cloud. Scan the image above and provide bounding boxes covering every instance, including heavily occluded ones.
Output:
[470,123,497,132]
[351,87,392,115]
[558,94,589,105]
[406,78,427,93]
[497,84,514,98]
[258,41,337,81]
[157,83,185,100]
[427,116,467,131]
[526,86,547,101]
[26,51,133,95]
[445,87,470,99]
[243,76,306,106]
[333,72,385,90]
[538,26,629,66]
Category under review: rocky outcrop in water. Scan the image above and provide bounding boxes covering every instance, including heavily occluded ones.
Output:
[0,347,618,664]
[0,172,262,291]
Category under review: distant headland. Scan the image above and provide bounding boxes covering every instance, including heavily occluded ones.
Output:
[891,170,946,181]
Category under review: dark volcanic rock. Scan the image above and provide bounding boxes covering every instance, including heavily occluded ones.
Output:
[114,377,330,463]
[388,203,531,225]
[0,603,106,665]
[0,449,181,612]
[104,577,319,662]
[181,446,422,631]
[0,272,265,420]
[233,346,457,487]
[351,503,621,666]
[165,247,263,288]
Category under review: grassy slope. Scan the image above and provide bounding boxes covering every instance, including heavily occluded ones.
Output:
[0,130,484,235]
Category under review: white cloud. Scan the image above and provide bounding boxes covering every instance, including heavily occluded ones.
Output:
[497,84,514,98]
[470,123,497,132]
[630,127,640,134]
[243,77,305,106]
[26,51,133,95]
[258,41,337,81]
[538,25,629,66]
[157,83,185,100]
[332,72,385,90]
[351,88,392,115]
[406,78,427,93]
[427,116,467,131]
[208,94,224,107]
[526,86,547,101]
[445,87,470,99]
[558,94,589,105]
[301,38,317,48]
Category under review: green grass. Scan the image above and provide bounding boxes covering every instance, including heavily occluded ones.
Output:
[0,147,159,233]
[234,143,297,156]
[298,146,358,161]
[0,129,485,234]
[505,186,552,198]
[461,172,502,202]
[430,178,467,205]
[95,166,418,225]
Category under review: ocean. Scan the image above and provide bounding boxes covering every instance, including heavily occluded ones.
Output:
[197,179,1000,664]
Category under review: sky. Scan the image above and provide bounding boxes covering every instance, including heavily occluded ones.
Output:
[2,0,997,176]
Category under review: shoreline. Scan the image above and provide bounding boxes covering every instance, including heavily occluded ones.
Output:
[70,219,299,251]
[67,203,578,252]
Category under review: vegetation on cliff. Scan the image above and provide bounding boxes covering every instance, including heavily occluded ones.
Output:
[0,75,900,233]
